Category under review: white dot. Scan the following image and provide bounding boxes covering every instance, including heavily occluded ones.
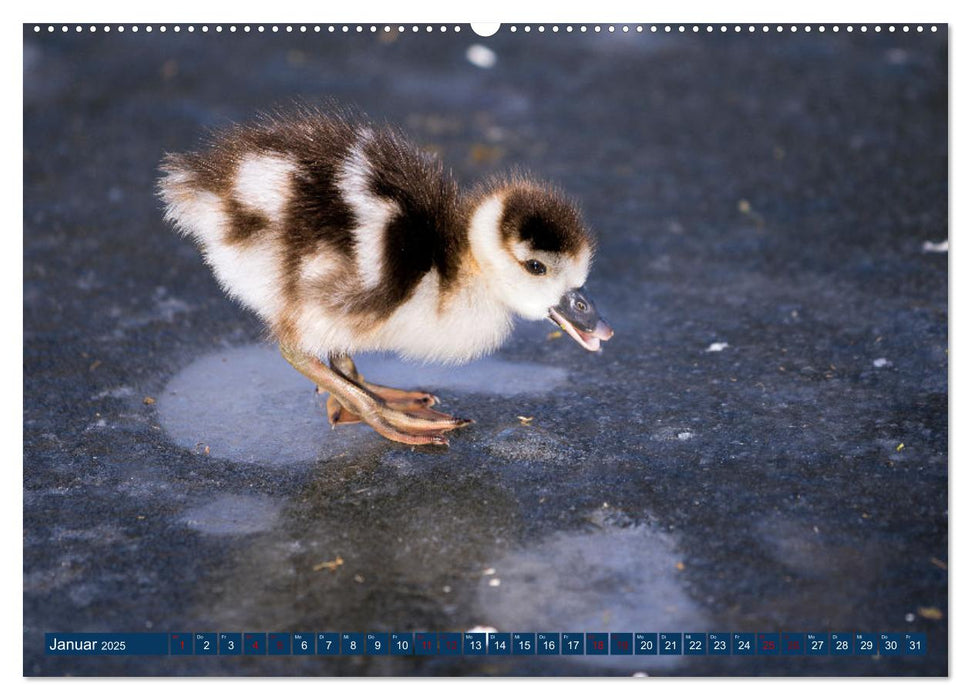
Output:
[131,26,138,33]
[454,26,461,32]
[875,26,882,32]
[33,25,39,32]
[525,25,532,33]
[834,26,840,33]
[510,26,517,33]
[146,25,153,32]
[903,26,910,32]
[918,26,924,32]
[622,26,628,32]
[214,26,221,32]
[116,25,123,32]
[103,26,109,32]
[889,26,896,32]
[932,26,938,31]
[819,25,825,32]
[847,26,853,32]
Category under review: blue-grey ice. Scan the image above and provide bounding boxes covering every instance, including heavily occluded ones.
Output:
[473,520,708,669]
[157,344,570,465]
[182,494,281,535]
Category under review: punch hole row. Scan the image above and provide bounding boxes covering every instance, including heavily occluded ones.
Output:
[32,25,466,34]
[506,25,938,34]
[31,24,940,34]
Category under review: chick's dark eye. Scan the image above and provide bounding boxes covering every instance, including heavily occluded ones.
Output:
[524,259,547,276]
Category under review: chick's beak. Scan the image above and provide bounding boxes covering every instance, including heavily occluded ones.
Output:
[548,286,614,352]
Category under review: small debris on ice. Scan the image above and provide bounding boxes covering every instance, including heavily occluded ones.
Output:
[706,342,729,352]
[488,577,501,587]
[922,240,948,253]
[873,358,891,368]
[677,431,694,441]
[466,44,497,69]
[312,556,344,572]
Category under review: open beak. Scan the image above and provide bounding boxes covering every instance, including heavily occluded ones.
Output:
[548,286,614,352]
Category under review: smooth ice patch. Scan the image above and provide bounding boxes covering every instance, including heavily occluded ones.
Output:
[474,521,708,669]
[157,344,569,466]
[182,494,280,535]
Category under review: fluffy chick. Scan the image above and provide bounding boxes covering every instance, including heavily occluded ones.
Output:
[159,106,612,446]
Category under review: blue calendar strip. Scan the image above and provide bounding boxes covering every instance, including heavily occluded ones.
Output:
[44,632,928,656]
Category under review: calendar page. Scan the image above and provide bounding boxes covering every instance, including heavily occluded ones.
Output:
[23,16,948,678]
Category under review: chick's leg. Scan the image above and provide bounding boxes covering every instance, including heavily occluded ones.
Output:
[329,355,439,409]
[328,353,469,429]
[280,345,468,446]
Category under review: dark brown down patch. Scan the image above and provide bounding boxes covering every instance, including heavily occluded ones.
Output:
[224,198,270,243]
[498,186,591,257]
